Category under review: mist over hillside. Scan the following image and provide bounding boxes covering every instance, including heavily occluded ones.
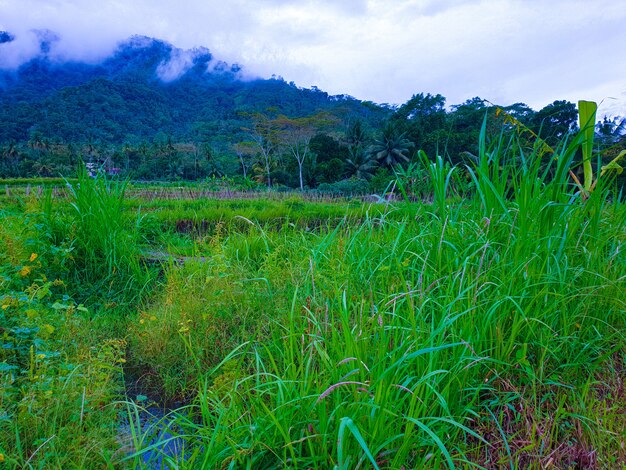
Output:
[0,30,388,145]
[0,29,624,188]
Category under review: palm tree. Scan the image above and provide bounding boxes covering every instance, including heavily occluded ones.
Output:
[597,116,626,146]
[345,147,377,180]
[369,123,414,168]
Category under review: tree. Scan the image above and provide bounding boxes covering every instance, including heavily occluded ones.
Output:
[446,97,492,163]
[276,113,336,190]
[233,141,256,179]
[501,102,535,125]
[369,123,414,168]
[309,133,348,185]
[1,141,20,176]
[243,112,279,188]
[345,146,377,180]
[346,119,368,150]
[530,100,578,145]
[202,143,224,177]
[597,116,626,146]
[391,93,447,157]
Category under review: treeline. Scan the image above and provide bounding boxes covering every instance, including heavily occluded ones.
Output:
[0,35,624,189]
[1,94,624,194]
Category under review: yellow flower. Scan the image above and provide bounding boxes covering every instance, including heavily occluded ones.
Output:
[19,266,32,277]
[139,319,145,324]
[29,253,38,262]
[0,452,5,462]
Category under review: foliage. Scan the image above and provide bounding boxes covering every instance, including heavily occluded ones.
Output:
[344,146,378,180]
[317,178,371,196]
[126,157,626,467]
[61,166,154,306]
[0,203,127,468]
[4,34,623,194]
[368,122,414,168]
[1,103,626,468]
[579,100,598,191]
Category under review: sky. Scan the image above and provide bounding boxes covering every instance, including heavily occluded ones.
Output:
[0,0,625,116]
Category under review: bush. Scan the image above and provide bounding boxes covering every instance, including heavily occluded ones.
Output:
[317,178,370,196]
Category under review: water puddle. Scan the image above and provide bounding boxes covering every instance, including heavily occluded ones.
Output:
[120,360,189,468]
[118,398,186,468]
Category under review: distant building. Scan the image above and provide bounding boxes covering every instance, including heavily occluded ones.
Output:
[84,158,121,177]
[85,162,100,178]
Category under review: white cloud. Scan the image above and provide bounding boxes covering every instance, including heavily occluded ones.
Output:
[0,29,42,68]
[0,0,624,114]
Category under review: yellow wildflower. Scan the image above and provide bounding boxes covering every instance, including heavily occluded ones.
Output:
[0,453,5,462]
[29,253,38,262]
[19,266,31,277]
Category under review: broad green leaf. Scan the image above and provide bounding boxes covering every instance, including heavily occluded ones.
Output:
[578,100,597,191]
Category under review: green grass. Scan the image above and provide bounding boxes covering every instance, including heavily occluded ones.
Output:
[127,194,624,468]
[0,209,130,468]
[1,125,625,468]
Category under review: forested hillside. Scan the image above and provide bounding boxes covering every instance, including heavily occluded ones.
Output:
[1,31,624,188]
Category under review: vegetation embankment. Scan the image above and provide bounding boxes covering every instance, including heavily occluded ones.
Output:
[0,110,625,468]
[126,125,626,468]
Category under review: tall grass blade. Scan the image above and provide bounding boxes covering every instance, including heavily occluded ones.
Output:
[578,100,597,191]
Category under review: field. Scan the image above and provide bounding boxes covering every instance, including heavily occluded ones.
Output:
[1,136,625,469]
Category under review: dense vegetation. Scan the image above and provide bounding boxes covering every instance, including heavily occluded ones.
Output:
[1,29,625,469]
[1,104,625,467]
[1,32,624,191]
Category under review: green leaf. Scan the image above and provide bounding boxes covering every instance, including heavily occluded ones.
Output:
[578,100,597,191]
[405,417,455,469]
[0,362,19,372]
[337,417,380,470]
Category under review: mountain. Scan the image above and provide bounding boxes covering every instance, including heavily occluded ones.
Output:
[0,32,390,146]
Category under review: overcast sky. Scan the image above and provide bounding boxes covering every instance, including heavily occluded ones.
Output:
[1,0,625,116]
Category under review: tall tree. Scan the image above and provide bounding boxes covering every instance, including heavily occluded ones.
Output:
[597,116,626,146]
[392,93,447,156]
[346,119,368,150]
[446,97,492,163]
[345,146,377,180]
[309,133,349,184]
[277,113,336,190]
[369,123,414,168]
[530,100,578,145]
[244,112,279,188]
[233,141,256,179]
